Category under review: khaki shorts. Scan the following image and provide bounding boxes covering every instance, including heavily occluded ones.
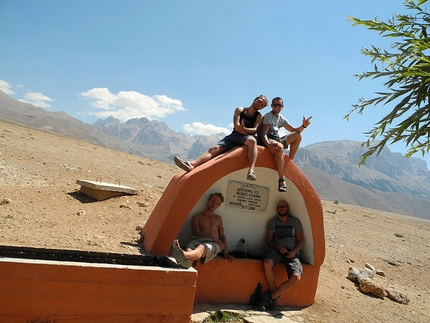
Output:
[186,236,221,264]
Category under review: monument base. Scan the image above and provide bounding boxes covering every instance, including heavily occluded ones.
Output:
[194,257,319,307]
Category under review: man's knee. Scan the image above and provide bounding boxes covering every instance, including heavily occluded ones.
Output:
[208,145,222,155]
[245,137,257,147]
[286,132,302,144]
[263,258,274,270]
[188,244,206,259]
[292,132,302,144]
[272,142,283,155]
[290,273,301,284]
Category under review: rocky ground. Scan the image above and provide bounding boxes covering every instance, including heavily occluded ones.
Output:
[1,120,429,322]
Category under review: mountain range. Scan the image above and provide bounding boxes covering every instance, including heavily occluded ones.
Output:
[1,90,429,219]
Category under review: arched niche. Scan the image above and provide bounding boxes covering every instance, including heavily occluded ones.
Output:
[176,166,315,264]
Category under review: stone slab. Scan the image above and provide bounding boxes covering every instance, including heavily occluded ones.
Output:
[76,179,139,201]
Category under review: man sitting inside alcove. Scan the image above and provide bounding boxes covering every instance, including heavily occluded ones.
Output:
[171,192,235,268]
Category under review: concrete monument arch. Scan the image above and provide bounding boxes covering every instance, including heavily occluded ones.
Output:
[142,146,325,307]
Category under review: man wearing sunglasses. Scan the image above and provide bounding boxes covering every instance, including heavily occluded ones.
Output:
[258,97,312,192]
[260,200,304,310]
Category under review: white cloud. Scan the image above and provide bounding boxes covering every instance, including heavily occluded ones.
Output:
[183,122,230,136]
[79,87,185,121]
[0,80,53,109]
[0,80,15,95]
[21,91,54,108]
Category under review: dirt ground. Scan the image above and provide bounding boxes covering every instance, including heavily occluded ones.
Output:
[1,120,429,322]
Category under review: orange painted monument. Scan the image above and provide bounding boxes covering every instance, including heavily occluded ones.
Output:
[143,145,325,307]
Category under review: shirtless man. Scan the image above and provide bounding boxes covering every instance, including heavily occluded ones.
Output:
[171,192,234,268]
[174,95,268,181]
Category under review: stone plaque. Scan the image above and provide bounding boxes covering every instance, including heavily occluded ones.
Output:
[225,180,269,211]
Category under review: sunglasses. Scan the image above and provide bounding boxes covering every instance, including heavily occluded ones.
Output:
[272,103,283,107]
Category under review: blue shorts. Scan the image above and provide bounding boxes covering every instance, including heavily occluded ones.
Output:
[217,132,255,150]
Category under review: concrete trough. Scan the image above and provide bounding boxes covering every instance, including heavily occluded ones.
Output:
[0,246,197,323]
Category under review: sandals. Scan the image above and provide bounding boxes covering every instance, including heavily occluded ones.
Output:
[247,171,257,181]
[278,177,288,192]
[174,156,192,172]
[171,240,192,269]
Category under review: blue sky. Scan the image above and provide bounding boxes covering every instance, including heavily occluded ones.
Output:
[1,0,429,168]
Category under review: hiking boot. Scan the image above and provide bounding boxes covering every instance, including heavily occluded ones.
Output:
[259,291,275,311]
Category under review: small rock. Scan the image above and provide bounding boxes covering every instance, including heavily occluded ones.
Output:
[358,268,375,281]
[386,288,410,304]
[347,267,360,282]
[0,198,12,205]
[77,210,86,216]
[384,259,402,267]
[365,263,375,271]
[359,278,387,299]
[376,270,386,277]
[347,266,374,282]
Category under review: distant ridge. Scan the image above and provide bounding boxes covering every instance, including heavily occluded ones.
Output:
[1,90,429,219]
[0,90,137,155]
[296,140,430,197]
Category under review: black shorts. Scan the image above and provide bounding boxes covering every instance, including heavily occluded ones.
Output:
[257,136,287,148]
[265,249,303,278]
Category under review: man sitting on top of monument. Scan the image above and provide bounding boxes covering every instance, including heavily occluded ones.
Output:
[171,192,234,268]
[258,96,312,192]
